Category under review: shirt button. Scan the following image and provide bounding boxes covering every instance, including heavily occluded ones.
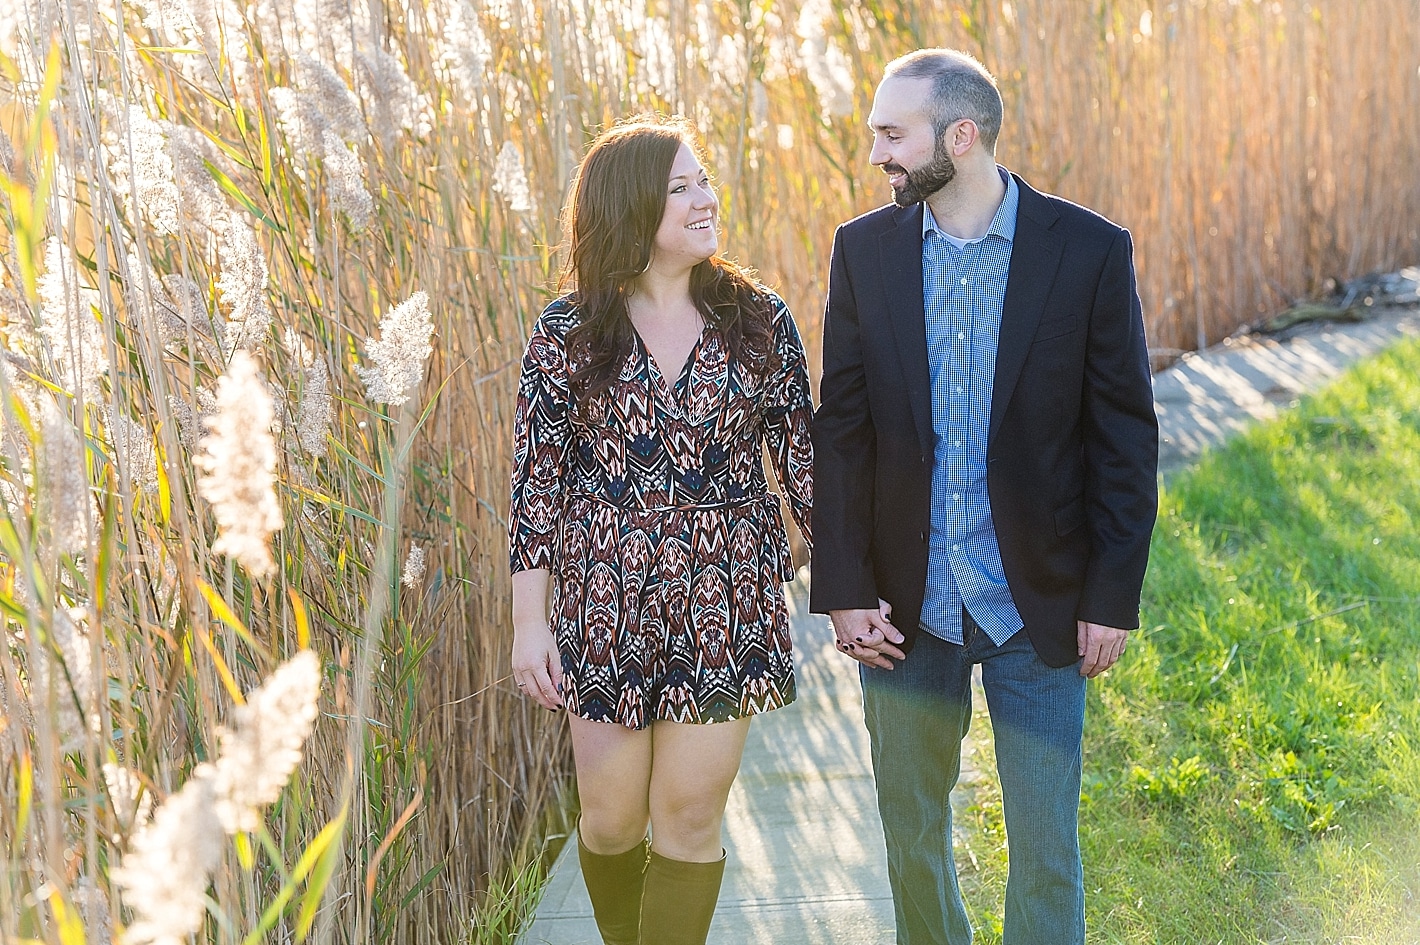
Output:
[955,386,964,394]
[953,493,961,501]
[960,277,968,285]
[957,332,965,340]
[952,543,961,551]
[954,440,962,448]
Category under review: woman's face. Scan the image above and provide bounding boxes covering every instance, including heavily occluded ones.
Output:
[648,142,718,270]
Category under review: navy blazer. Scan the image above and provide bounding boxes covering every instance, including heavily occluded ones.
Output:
[810,174,1159,667]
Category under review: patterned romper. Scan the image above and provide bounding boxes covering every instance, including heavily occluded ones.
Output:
[509,290,814,730]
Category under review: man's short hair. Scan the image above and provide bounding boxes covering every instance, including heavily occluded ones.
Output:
[884,49,1003,153]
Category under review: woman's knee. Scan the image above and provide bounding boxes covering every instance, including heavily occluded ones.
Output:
[649,795,727,849]
[579,795,650,854]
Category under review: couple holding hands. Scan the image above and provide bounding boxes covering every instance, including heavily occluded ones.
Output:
[509,48,1158,945]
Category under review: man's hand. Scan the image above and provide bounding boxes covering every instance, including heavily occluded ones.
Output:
[830,599,906,670]
[1077,620,1129,677]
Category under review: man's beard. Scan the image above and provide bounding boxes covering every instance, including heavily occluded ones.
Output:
[884,139,956,207]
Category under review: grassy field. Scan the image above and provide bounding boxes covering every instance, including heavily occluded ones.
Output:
[958,336,1420,943]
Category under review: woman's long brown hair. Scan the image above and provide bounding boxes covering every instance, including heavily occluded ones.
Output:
[561,115,775,418]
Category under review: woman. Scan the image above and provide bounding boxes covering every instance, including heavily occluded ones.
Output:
[508,115,813,945]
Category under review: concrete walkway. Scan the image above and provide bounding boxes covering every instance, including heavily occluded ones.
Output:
[519,304,1420,945]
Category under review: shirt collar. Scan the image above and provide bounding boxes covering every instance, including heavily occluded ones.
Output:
[922,166,1019,245]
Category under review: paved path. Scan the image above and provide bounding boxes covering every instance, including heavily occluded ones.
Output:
[1154,306,1420,476]
[519,305,1420,945]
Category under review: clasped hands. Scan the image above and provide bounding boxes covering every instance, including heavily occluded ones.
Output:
[829,601,1130,677]
[828,599,905,670]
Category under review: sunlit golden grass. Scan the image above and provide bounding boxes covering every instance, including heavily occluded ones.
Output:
[0,1,1416,943]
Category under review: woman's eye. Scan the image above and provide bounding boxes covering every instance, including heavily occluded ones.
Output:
[671,184,686,193]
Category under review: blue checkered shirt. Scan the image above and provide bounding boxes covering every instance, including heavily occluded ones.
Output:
[919,169,1025,646]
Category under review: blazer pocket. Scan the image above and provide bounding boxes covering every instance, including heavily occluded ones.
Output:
[1032,315,1080,344]
[1054,495,1086,535]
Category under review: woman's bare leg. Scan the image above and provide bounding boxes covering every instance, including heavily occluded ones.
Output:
[569,714,654,854]
[647,718,751,861]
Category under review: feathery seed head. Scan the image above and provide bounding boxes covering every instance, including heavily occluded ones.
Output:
[104,408,159,495]
[283,328,313,368]
[103,763,154,829]
[321,129,373,228]
[30,605,102,753]
[269,85,372,226]
[268,85,326,174]
[492,141,533,213]
[355,291,434,407]
[216,217,272,352]
[123,253,188,346]
[112,772,223,945]
[166,124,231,233]
[108,109,182,235]
[795,0,855,119]
[433,0,492,102]
[210,650,321,833]
[38,238,107,399]
[295,357,331,457]
[160,273,212,345]
[168,387,218,450]
[355,47,434,143]
[72,875,112,945]
[293,53,364,143]
[36,396,95,555]
[194,351,283,577]
[401,544,425,587]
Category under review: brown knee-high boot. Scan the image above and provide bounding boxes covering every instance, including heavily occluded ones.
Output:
[578,834,650,945]
[637,850,726,945]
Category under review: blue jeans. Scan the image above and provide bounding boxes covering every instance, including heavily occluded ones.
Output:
[861,612,1087,945]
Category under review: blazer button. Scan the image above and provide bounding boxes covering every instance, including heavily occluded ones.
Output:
[919,530,927,543]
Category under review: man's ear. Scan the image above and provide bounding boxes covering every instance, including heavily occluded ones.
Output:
[947,118,979,156]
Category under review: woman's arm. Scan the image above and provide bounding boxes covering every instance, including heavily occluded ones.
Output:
[511,568,563,710]
[760,294,814,549]
[508,311,573,709]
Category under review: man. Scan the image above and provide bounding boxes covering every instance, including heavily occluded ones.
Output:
[811,49,1158,944]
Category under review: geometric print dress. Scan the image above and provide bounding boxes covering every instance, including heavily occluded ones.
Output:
[509,288,814,729]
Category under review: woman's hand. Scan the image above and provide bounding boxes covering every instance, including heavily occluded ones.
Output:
[829,598,905,670]
[512,620,565,710]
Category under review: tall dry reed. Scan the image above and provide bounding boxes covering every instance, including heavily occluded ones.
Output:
[0,2,1417,944]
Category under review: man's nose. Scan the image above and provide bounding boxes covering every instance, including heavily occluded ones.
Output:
[868,139,888,167]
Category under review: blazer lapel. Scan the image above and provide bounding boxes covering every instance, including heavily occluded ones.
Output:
[990,178,1064,443]
[878,205,934,456]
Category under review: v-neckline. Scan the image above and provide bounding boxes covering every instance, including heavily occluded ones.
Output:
[635,325,706,400]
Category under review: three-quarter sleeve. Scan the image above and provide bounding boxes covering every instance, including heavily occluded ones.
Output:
[759,293,814,549]
[509,312,573,573]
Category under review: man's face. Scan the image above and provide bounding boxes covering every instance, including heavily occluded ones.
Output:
[867,76,956,207]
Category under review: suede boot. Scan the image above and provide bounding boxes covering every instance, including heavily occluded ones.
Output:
[637,850,726,945]
[578,834,650,945]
